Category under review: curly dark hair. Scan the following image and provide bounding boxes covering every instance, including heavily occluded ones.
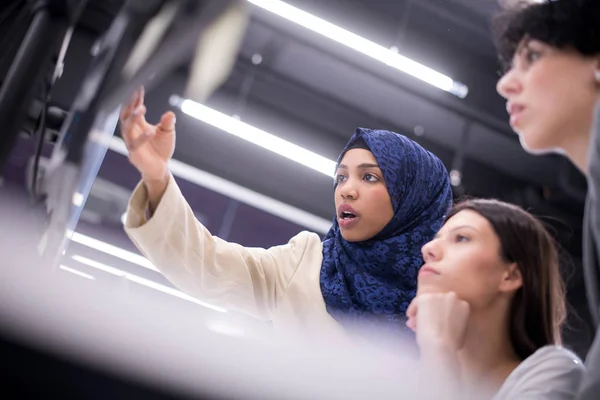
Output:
[493,0,600,68]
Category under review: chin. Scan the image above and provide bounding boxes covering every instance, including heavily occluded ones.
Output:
[518,130,560,156]
[340,231,361,242]
[340,230,370,242]
[416,283,442,296]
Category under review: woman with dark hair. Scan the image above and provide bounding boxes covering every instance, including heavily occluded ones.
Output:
[495,0,599,171]
[493,1,600,397]
[407,199,584,399]
[120,88,452,337]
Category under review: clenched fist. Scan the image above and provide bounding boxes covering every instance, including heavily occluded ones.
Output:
[406,291,470,352]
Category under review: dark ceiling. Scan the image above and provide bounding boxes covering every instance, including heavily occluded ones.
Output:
[16,0,579,216]
[2,0,589,253]
[169,0,586,224]
[1,0,588,248]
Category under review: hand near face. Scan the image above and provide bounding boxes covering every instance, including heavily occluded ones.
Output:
[406,292,470,352]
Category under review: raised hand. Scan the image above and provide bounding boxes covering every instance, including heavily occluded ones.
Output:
[406,292,470,399]
[406,292,470,352]
[119,87,176,183]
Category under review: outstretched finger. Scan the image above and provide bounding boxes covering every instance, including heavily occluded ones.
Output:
[157,111,176,133]
[131,104,147,126]
[120,86,144,122]
[134,86,145,109]
[120,102,133,123]
[121,105,147,145]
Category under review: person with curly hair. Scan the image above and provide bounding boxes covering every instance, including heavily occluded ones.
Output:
[495,0,600,397]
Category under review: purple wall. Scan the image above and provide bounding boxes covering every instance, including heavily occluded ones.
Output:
[4,135,319,253]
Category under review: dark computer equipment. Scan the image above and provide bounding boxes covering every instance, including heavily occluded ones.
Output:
[31,0,247,267]
[0,0,248,397]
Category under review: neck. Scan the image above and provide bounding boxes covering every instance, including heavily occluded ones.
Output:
[566,95,600,174]
[457,308,521,396]
[562,131,591,173]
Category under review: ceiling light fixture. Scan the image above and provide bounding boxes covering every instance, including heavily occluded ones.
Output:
[71,254,227,313]
[59,265,96,280]
[108,137,333,233]
[246,0,468,98]
[70,231,158,272]
[170,95,337,177]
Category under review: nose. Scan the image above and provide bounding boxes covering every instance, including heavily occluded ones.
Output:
[340,178,358,200]
[421,239,441,264]
[496,68,522,100]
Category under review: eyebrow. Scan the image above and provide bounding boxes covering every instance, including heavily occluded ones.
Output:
[336,163,380,170]
[450,225,479,233]
[434,225,479,238]
[515,37,534,58]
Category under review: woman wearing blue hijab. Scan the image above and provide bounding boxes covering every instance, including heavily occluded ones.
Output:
[322,128,452,332]
[122,89,452,336]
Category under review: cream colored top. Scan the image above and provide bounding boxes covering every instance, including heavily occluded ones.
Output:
[124,173,345,337]
[124,175,584,398]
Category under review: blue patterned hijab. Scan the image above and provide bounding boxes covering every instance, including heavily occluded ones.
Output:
[320,128,452,332]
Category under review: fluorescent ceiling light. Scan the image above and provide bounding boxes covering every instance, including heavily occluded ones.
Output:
[73,254,125,277]
[246,0,468,98]
[71,254,227,313]
[60,265,96,280]
[501,0,544,6]
[170,95,337,177]
[108,137,333,234]
[70,231,158,272]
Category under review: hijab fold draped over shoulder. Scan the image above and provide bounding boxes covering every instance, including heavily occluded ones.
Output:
[320,128,453,332]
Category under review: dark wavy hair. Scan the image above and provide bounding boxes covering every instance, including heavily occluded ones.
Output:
[446,199,566,360]
[493,0,600,68]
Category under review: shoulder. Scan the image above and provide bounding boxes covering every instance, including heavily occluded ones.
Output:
[289,231,323,247]
[519,346,585,381]
[523,345,584,366]
[266,231,323,262]
[287,231,323,258]
[496,346,585,400]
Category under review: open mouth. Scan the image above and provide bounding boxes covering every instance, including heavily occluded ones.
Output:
[340,211,357,220]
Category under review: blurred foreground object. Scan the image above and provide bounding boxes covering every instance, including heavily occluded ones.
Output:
[0,259,422,399]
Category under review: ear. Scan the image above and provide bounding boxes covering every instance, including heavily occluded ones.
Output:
[594,57,600,83]
[499,262,523,293]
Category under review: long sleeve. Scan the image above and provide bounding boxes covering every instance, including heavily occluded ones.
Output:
[124,173,314,320]
[494,346,585,400]
[576,99,600,400]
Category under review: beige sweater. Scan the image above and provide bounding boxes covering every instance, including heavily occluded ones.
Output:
[123,175,586,399]
[124,173,345,337]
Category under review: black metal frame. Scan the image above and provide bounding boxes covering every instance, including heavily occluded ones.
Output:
[39,0,245,266]
[0,0,88,173]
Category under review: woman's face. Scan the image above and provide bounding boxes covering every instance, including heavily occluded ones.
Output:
[334,148,394,242]
[417,210,522,310]
[496,39,599,154]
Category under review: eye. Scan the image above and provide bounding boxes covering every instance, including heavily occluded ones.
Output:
[363,173,379,182]
[335,174,347,183]
[523,47,541,64]
[455,234,470,243]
